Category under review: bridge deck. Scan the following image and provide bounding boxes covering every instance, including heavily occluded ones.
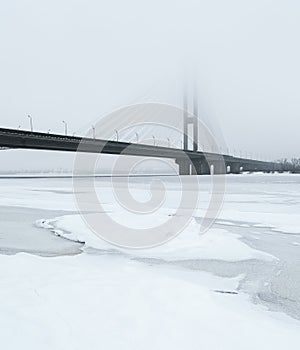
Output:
[0,127,280,172]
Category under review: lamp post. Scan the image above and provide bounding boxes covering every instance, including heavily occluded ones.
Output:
[92,125,96,139]
[115,129,118,142]
[152,135,156,146]
[135,132,139,144]
[167,137,170,148]
[28,115,33,132]
[62,121,67,135]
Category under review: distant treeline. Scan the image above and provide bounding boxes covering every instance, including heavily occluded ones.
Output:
[278,159,300,173]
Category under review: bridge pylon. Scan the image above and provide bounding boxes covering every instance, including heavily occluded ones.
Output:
[183,80,198,152]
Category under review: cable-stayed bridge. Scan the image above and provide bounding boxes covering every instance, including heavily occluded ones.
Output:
[0,127,281,175]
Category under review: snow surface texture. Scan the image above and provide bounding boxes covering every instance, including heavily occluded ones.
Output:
[38,214,275,262]
[0,174,300,349]
[1,253,300,350]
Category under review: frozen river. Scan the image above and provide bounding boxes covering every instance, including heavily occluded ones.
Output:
[0,174,300,349]
[0,205,82,256]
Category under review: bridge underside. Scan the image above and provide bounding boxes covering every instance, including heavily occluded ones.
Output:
[175,158,281,175]
[0,127,282,175]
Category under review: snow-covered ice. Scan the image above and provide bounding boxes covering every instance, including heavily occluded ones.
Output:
[0,174,300,349]
[39,214,275,262]
[1,252,300,350]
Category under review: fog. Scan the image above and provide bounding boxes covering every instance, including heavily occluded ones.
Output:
[0,0,299,172]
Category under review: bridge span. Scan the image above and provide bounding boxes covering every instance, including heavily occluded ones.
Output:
[0,127,281,175]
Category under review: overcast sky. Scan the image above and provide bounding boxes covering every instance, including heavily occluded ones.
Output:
[0,0,299,171]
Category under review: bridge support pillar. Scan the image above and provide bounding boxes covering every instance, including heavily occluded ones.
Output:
[190,159,201,175]
[175,158,191,175]
[241,165,252,172]
[198,160,210,175]
[212,161,226,175]
[229,163,241,174]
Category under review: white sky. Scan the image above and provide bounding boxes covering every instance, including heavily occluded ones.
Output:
[0,0,299,171]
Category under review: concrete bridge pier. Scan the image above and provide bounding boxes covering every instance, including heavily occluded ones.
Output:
[175,158,191,175]
[228,162,241,174]
[211,161,226,175]
[176,158,212,175]
[191,160,200,175]
[191,159,211,175]
[199,160,210,175]
[242,164,255,173]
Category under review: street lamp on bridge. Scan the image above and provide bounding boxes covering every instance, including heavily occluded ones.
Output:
[115,129,119,142]
[27,115,33,132]
[92,125,96,139]
[62,121,68,136]
[135,132,139,144]
[167,137,170,148]
[152,135,156,146]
